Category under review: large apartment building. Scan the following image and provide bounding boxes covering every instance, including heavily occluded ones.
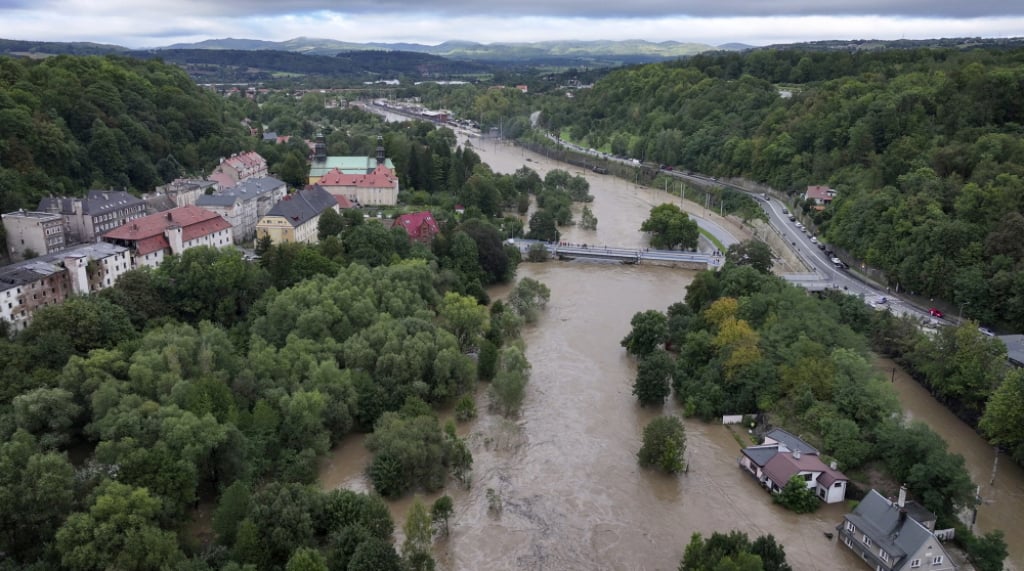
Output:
[38,190,147,243]
[101,205,233,269]
[2,210,66,261]
[196,176,287,243]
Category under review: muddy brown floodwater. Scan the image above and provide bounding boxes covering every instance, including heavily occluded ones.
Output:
[317,131,1024,570]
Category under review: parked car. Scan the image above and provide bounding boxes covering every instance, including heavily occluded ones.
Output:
[928,308,944,318]
[810,236,818,244]
[782,208,789,215]
[788,214,796,221]
[979,327,996,337]
[817,243,826,251]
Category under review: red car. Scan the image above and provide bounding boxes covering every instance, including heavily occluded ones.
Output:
[929,308,944,318]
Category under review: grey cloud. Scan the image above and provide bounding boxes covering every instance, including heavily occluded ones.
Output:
[209,0,1023,19]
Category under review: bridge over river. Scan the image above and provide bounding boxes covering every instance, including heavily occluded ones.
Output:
[512,239,839,290]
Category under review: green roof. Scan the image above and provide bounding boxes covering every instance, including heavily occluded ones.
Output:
[309,156,395,178]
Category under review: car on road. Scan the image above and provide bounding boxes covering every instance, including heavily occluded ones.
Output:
[810,236,818,244]
[782,208,789,215]
[817,243,826,251]
[928,308,944,318]
[979,326,995,337]
[830,257,847,269]
[788,214,796,221]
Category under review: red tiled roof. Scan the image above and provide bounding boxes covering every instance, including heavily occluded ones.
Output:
[393,211,439,241]
[102,205,231,255]
[224,151,266,170]
[334,195,353,209]
[805,185,835,201]
[209,172,236,189]
[318,164,397,188]
[763,452,847,488]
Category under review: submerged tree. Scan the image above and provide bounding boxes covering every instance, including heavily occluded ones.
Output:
[638,415,687,474]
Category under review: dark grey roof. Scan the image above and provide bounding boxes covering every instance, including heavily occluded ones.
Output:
[0,259,64,290]
[196,194,238,207]
[997,334,1024,367]
[741,445,779,467]
[263,131,278,141]
[197,177,285,208]
[765,428,818,455]
[144,194,176,214]
[903,501,936,527]
[38,190,144,216]
[843,490,935,570]
[265,186,335,228]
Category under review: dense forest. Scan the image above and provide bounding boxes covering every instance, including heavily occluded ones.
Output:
[0,54,253,210]
[530,47,1024,330]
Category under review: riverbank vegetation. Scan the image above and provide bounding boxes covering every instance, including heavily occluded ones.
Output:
[638,415,687,474]
[531,47,1024,331]
[622,265,977,526]
[680,531,792,571]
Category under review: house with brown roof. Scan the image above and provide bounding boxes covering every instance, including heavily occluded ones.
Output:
[738,427,848,504]
[318,163,399,206]
[100,205,233,269]
[838,488,954,571]
[390,212,440,244]
[805,185,837,207]
[211,151,268,184]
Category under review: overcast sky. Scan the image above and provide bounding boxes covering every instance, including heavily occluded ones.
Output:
[1,1,1021,48]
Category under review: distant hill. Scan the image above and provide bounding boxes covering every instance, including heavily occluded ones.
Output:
[762,36,1024,52]
[0,38,127,56]
[128,48,493,82]
[155,37,716,64]
[717,43,755,51]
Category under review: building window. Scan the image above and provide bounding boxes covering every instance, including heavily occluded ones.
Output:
[879,549,889,563]
[931,556,943,565]
[863,536,872,547]
[910,560,920,568]
[835,482,843,487]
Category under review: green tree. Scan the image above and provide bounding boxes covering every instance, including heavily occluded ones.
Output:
[640,203,699,250]
[980,369,1024,462]
[725,240,774,274]
[56,481,184,571]
[638,416,687,474]
[402,498,435,571]
[455,394,478,421]
[318,208,346,241]
[232,519,268,568]
[526,210,560,242]
[633,350,674,406]
[213,480,252,546]
[365,413,451,497]
[0,431,76,563]
[621,309,668,356]
[506,277,551,323]
[12,387,81,448]
[431,495,454,537]
[347,537,403,571]
[490,346,530,416]
[285,547,328,571]
[579,205,598,230]
[774,475,819,513]
[965,530,1008,571]
[438,292,490,352]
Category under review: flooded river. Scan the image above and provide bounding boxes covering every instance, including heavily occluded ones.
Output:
[319,129,1023,569]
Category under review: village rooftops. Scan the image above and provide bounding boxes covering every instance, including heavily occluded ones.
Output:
[0,259,64,290]
[196,176,286,207]
[39,189,144,216]
[318,164,397,188]
[762,450,847,489]
[102,205,231,256]
[309,156,395,177]
[805,185,837,202]
[264,187,337,228]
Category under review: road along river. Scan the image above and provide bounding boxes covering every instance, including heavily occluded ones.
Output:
[318,124,1022,569]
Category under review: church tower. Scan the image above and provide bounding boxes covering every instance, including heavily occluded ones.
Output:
[376,135,385,168]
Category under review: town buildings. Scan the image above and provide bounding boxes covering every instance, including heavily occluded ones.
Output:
[255,186,338,245]
[2,210,66,261]
[837,488,955,571]
[805,185,837,208]
[317,164,399,206]
[196,176,287,243]
[738,428,849,504]
[101,205,233,269]
[38,190,147,243]
[0,242,130,331]
[149,178,219,209]
[307,134,396,187]
[210,151,268,184]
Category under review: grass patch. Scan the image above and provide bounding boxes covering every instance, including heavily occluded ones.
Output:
[700,227,726,253]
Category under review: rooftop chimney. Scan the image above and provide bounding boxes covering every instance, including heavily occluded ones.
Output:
[793,450,801,460]
[898,484,907,508]
[166,212,173,221]
[830,460,838,470]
